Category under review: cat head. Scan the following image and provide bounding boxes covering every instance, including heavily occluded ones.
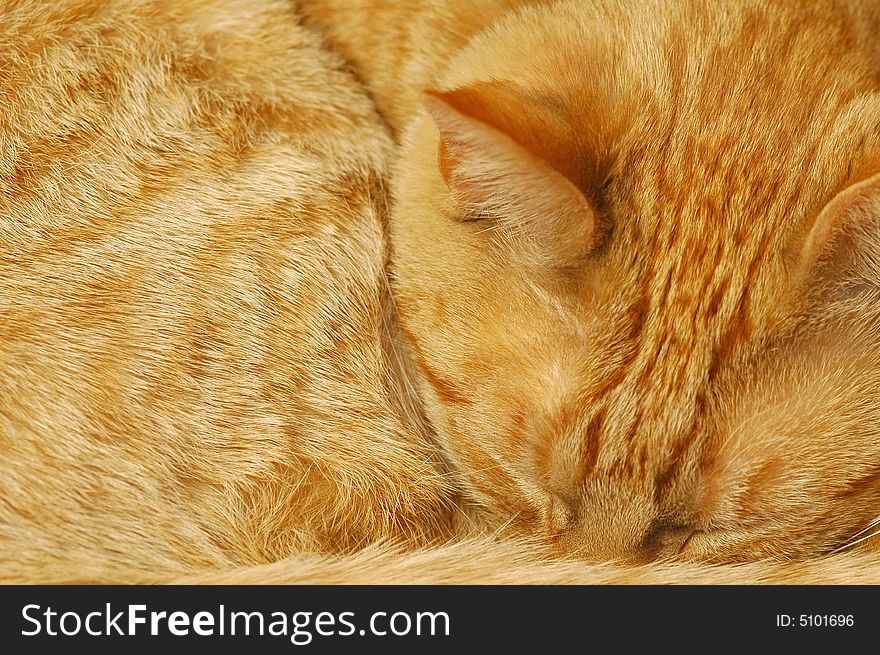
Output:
[389,0,880,562]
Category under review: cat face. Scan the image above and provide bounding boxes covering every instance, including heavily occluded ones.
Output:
[389,0,880,562]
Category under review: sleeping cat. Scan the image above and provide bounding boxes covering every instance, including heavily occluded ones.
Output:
[1,0,878,583]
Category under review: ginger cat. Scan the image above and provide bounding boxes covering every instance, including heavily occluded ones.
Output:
[1,0,879,583]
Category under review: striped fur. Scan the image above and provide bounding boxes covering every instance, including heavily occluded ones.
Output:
[1,0,879,582]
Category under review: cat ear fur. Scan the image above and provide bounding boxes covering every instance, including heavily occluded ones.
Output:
[799,172,880,286]
[423,84,599,269]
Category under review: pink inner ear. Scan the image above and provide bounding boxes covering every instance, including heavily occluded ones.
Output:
[800,172,880,279]
[423,88,599,267]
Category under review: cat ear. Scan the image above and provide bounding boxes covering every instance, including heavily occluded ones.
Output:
[423,84,600,268]
[798,171,880,286]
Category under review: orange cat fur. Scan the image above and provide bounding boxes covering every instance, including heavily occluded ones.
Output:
[384,0,880,563]
[0,0,452,581]
[2,0,879,583]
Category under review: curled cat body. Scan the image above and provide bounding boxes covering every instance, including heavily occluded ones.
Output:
[1,0,879,583]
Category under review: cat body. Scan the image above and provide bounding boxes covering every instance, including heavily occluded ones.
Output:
[0,0,454,581]
[1,0,879,582]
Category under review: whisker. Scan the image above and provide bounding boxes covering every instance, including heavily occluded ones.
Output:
[832,522,880,554]
[846,515,880,542]
[475,222,504,235]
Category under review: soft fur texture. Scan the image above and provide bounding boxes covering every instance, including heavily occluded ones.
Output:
[1,0,879,583]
